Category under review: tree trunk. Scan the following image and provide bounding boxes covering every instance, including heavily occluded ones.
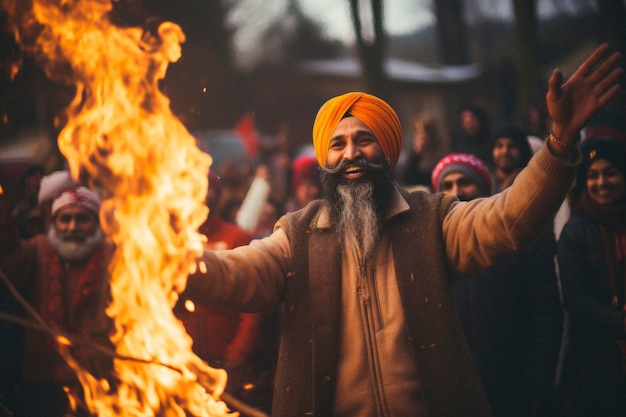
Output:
[512,0,540,122]
[433,0,470,65]
[349,0,389,98]
[597,0,626,113]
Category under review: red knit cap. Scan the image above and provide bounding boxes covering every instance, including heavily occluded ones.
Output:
[291,155,319,193]
[51,187,101,217]
[431,153,492,195]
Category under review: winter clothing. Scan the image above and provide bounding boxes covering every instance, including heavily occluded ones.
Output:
[175,216,255,363]
[558,199,626,417]
[184,144,578,417]
[431,153,492,195]
[174,216,254,366]
[50,186,100,217]
[37,170,75,204]
[0,234,112,417]
[453,227,563,417]
[291,155,319,194]
[451,135,563,416]
[174,214,277,413]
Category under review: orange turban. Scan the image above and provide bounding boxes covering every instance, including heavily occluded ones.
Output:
[312,92,402,168]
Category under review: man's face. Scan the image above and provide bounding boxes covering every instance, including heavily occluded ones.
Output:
[49,205,102,262]
[54,205,99,238]
[326,117,385,175]
[295,180,320,206]
[440,172,481,201]
[460,110,481,137]
[586,158,625,206]
[321,115,393,211]
[492,137,522,173]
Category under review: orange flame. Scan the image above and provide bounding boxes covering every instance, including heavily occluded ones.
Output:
[2,0,235,415]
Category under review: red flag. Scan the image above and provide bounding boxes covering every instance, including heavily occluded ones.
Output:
[234,113,259,158]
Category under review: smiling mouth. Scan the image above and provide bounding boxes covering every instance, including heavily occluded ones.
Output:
[63,236,86,243]
[344,166,364,178]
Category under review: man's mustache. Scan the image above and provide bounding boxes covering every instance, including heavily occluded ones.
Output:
[322,156,387,176]
[59,231,89,242]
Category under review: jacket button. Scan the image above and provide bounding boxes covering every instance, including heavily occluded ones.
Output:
[321,375,331,384]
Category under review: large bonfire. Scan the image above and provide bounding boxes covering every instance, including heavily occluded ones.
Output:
[1,0,235,415]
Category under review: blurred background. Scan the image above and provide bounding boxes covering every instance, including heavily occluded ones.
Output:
[0,0,625,185]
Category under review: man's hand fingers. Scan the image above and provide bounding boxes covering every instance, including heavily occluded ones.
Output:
[598,84,621,107]
[596,66,623,94]
[574,43,612,78]
[592,49,622,79]
[547,69,564,101]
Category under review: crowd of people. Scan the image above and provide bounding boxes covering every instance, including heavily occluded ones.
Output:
[0,44,624,417]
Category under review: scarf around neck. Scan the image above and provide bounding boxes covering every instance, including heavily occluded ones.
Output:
[42,243,107,333]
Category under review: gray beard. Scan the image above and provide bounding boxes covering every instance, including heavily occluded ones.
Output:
[47,227,105,262]
[335,182,379,259]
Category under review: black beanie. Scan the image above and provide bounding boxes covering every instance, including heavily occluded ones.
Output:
[573,138,626,200]
[490,124,533,168]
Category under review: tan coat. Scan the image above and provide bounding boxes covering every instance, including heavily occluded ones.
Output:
[186,144,578,416]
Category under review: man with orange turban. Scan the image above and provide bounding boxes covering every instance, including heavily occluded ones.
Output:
[183,45,622,416]
[312,91,402,169]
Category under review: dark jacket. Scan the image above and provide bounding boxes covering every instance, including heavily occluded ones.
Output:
[558,210,626,417]
[453,226,563,417]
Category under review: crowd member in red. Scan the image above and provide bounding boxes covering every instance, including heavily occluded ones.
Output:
[284,154,320,213]
[174,171,277,412]
[0,175,112,417]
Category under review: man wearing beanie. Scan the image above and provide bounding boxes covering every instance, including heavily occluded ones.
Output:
[0,176,113,417]
[182,45,621,416]
[431,153,492,200]
[490,123,534,192]
[433,153,564,417]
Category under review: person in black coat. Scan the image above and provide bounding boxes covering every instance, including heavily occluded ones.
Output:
[432,152,564,417]
[558,137,626,417]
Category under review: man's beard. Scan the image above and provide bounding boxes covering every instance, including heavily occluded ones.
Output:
[48,226,105,262]
[320,156,394,259]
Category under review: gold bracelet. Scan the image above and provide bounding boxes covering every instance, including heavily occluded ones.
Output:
[548,130,567,147]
